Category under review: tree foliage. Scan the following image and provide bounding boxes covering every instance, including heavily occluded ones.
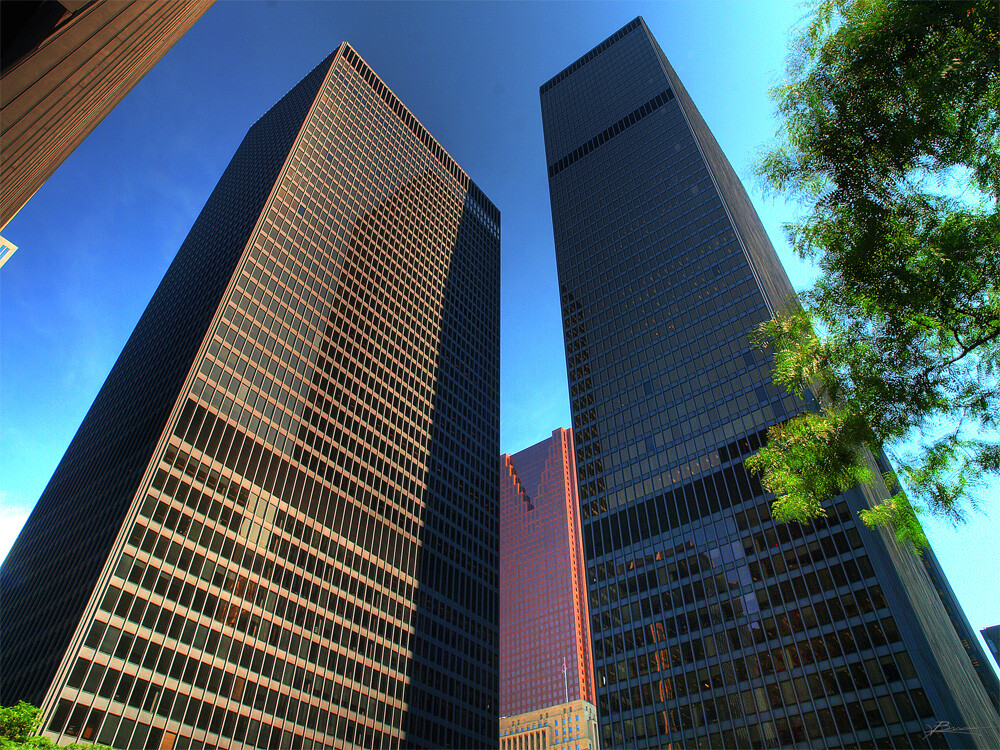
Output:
[0,703,111,750]
[0,703,40,745]
[748,0,1000,547]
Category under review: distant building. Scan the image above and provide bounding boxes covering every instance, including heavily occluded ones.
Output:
[501,700,600,750]
[540,16,1000,748]
[0,234,17,268]
[983,625,1000,669]
[1,0,212,230]
[501,429,598,747]
[1,42,500,749]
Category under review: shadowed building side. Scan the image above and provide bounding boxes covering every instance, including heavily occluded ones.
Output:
[918,550,1000,712]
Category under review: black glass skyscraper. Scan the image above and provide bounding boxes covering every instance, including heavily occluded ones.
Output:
[1,43,499,749]
[541,17,1000,749]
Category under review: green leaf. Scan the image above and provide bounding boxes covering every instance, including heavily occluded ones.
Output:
[751,0,999,549]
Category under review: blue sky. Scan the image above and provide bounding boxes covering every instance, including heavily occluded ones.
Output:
[2,1,997,662]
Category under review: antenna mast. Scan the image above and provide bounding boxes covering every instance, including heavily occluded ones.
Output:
[563,656,569,703]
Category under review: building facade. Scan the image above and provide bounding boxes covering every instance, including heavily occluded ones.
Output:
[918,551,1000,713]
[1,0,213,230]
[500,699,600,750]
[540,17,1000,749]
[501,429,595,716]
[500,430,599,749]
[1,43,500,749]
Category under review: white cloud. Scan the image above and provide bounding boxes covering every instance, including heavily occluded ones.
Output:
[0,499,31,566]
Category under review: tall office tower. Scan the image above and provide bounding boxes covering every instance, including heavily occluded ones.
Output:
[1,0,213,230]
[540,17,1000,750]
[1,43,500,750]
[499,429,600,749]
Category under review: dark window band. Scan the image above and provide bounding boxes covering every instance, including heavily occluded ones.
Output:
[548,89,674,179]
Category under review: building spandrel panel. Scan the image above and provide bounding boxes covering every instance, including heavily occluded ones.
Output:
[2,42,499,750]
[541,17,1000,750]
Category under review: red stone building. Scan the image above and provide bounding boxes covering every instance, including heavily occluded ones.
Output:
[501,428,596,718]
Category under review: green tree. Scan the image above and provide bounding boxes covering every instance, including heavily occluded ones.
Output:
[0,703,111,750]
[748,0,1000,548]
[0,703,40,745]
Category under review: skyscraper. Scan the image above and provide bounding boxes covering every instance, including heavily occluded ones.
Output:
[500,428,599,749]
[1,42,500,750]
[541,17,1000,749]
[1,0,213,230]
